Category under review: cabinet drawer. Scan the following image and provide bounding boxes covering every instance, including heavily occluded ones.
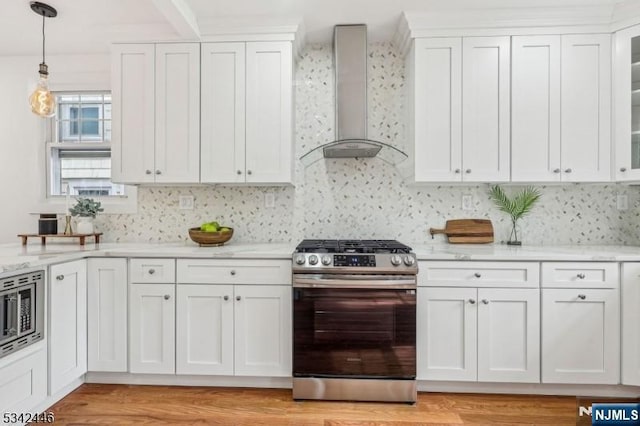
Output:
[541,262,618,289]
[130,258,176,283]
[419,261,539,288]
[177,259,292,285]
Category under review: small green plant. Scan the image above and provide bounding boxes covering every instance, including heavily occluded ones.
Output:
[488,185,541,245]
[69,197,104,218]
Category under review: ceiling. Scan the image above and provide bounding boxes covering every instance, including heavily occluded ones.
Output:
[0,0,630,56]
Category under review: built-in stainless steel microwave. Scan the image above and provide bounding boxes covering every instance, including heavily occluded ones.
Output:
[0,270,44,358]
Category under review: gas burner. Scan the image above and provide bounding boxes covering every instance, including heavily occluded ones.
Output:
[294,239,413,254]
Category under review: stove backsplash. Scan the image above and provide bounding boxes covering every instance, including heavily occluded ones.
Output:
[95,43,640,246]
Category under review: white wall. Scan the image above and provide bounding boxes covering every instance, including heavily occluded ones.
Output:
[0,54,109,243]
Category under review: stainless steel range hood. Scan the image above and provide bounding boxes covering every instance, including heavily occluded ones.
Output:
[300,24,408,166]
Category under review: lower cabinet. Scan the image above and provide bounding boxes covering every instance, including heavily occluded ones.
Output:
[87,258,128,372]
[49,259,87,395]
[622,263,640,386]
[0,348,47,416]
[418,287,540,383]
[176,284,291,377]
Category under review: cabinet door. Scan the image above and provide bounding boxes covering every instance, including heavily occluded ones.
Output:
[511,36,561,182]
[87,258,127,372]
[111,44,155,183]
[234,285,291,376]
[176,285,234,375]
[461,37,510,182]
[129,284,175,374]
[621,263,640,385]
[0,348,46,415]
[561,34,611,182]
[417,287,477,381]
[411,38,462,182]
[542,288,619,384]
[614,25,640,181]
[155,43,200,183]
[245,42,293,184]
[201,43,246,183]
[49,259,87,395]
[477,288,540,383]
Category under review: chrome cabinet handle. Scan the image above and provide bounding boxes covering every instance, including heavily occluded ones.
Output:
[577,273,585,279]
[578,294,586,300]
[247,170,252,175]
[236,295,241,301]
[454,169,461,174]
[223,295,229,301]
[468,299,476,304]
[145,170,152,175]
[56,275,64,280]
[474,273,481,278]
[237,170,242,175]
[564,168,572,173]
[482,299,489,305]
[155,170,162,175]
[230,270,236,276]
[465,169,472,174]
[148,268,155,275]
[620,167,627,172]
[164,294,170,300]
[553,168,561,173]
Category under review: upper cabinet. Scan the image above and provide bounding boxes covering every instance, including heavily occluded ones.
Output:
[615,25,640,181]
[112,39,294,186]
[409,36,510,182]
[201,42,293,184]
[512,34,611,182]
[112,43,200,184]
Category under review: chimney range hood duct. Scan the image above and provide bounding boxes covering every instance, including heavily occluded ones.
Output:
[300,24,407,166]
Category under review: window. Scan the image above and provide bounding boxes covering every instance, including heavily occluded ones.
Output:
[47,92,125,199]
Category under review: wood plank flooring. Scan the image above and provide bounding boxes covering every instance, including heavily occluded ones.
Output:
[43,384,577,425]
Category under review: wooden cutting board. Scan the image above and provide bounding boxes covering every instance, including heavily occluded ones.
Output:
[429,219,494,244]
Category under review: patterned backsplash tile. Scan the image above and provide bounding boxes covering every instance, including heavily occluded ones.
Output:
[95,43,640,246]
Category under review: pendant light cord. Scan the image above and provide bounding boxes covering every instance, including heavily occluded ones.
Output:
[42,13,46,64]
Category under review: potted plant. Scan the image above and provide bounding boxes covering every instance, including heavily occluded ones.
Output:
[69,197,103,234]
[488,185,541,245]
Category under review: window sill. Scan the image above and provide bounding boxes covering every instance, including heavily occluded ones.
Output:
[35,186,138,215]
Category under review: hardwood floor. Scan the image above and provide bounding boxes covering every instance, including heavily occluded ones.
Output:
[44,385,577,425]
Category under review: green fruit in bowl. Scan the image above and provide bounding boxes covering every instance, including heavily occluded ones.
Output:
[220,227,231,233]
[201,223,218,232]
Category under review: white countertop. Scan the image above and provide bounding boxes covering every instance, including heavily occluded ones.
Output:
[1,241,640,275]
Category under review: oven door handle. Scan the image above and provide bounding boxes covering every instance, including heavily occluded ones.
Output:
[293,274,416,289]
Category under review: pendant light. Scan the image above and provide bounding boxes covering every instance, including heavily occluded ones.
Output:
[28,1,57,118]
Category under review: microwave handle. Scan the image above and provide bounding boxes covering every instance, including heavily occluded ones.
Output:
[6,295,17,336]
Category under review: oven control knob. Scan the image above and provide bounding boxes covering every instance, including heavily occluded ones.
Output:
[390,255,402,266]
[294,254,306,265]
[403,255,416,266]
[321,255,332,266]
[308,255,319,265]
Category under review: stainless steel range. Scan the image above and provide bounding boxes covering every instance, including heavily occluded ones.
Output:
[292,240,417,403]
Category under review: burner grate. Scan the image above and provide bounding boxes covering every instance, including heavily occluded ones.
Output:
[295,239,412,254]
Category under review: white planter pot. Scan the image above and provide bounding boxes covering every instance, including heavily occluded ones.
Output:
[75,217,94,234]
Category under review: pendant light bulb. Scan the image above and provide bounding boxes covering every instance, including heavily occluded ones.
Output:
[28,2,57,118]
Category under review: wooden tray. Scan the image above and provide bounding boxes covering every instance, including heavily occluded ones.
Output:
[18,233,103,246]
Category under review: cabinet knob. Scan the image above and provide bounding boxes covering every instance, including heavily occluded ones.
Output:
[230,270,236,276]
[465,169,472,174]
[247,170,252,175]
[148,268,155,275]
[577,273,585,279]
[553,168,561,173]
[236,295,241,301]
[474,272,481,278]
[56,274,64,281]
[468,299,476,304]
[145,170,152,175]
[237,170,242,175]
[620,167,628,172]
[482,299,489,305]
[454,169,461,174]
[564,168,572,173]
[578,294,586,300]
[223,295,229,301]
[155,170,162,175]
[164,294,170,300]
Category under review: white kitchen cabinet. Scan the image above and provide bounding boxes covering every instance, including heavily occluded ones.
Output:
[621,263,640,386]
[49,259,87,395]
[409,36,509,182]
[201,41,293,184]
[176,284,234,375]
[542,288,619,384]
[561,34,611,182]
[477,288,540,383]
[112,43,200,184]
[0,348,46,416]
[87,258,127,372]
[614,25,640,181]
[129,284,175,374]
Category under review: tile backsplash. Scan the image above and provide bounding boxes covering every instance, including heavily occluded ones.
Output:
[95,43,640,246]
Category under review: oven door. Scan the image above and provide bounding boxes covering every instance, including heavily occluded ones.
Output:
[0,288,18,345]
[293,274,416,379]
